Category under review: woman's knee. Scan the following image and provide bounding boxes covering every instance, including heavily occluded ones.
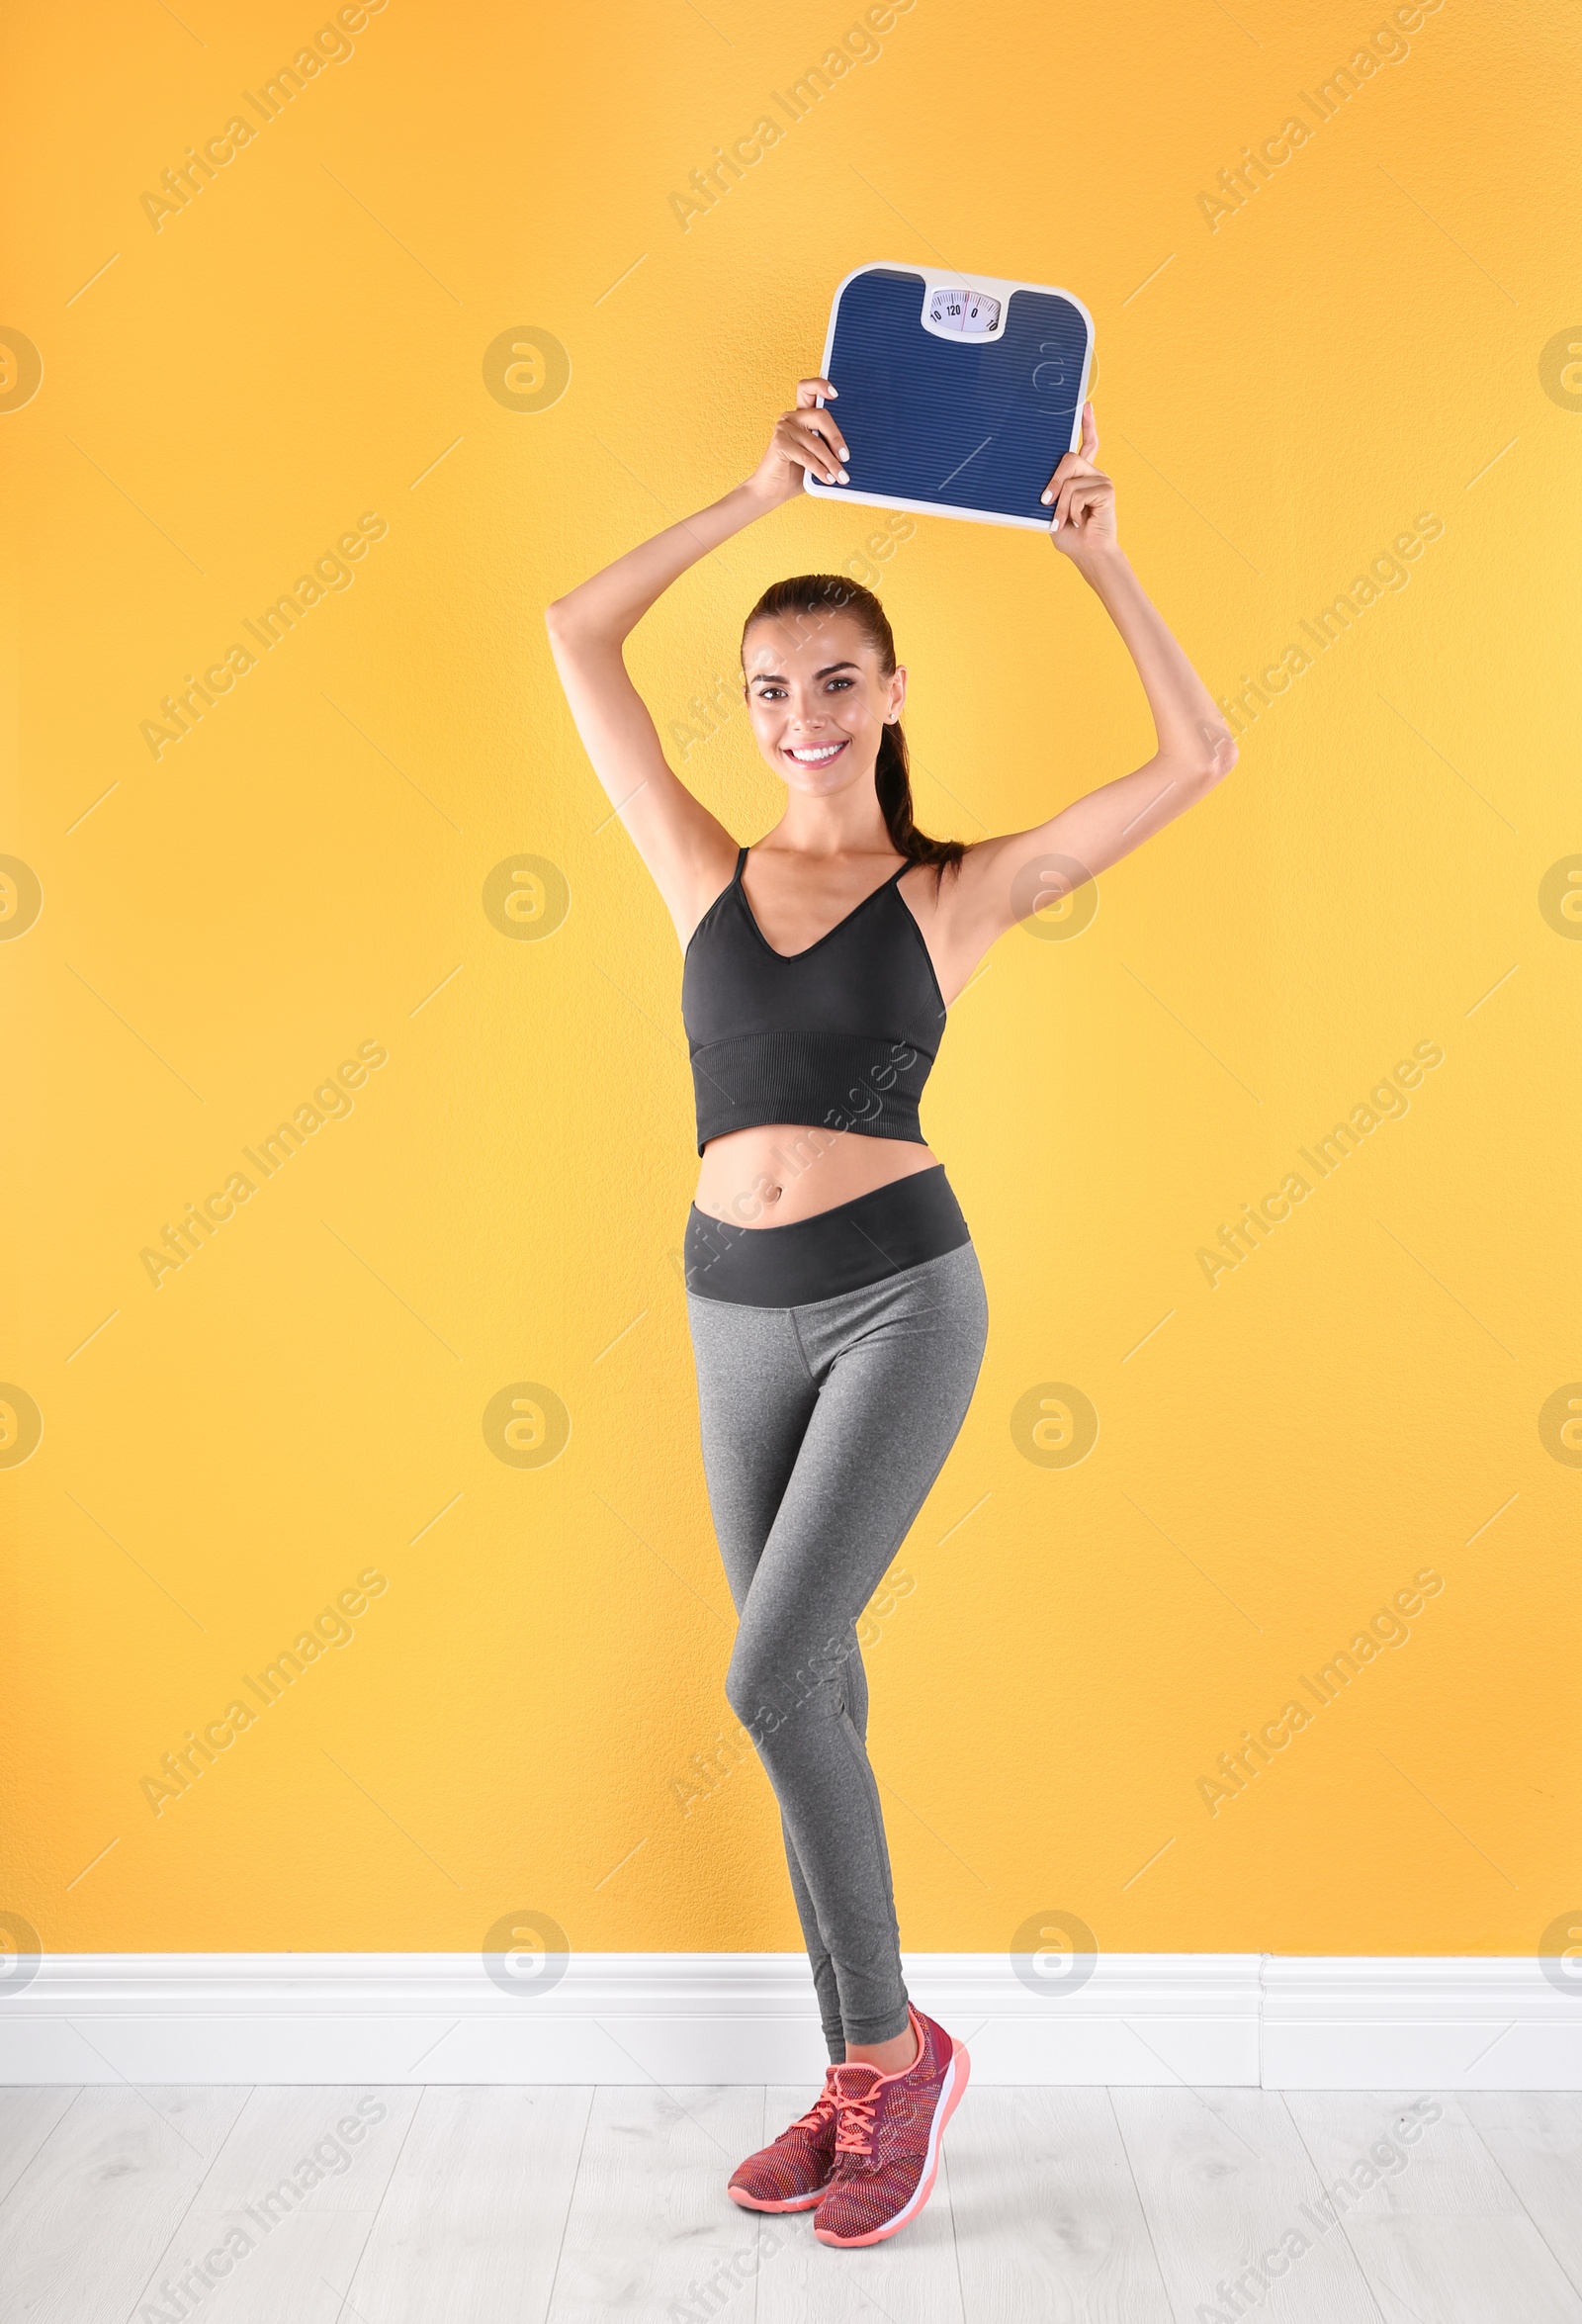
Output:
[726,1622,851,1739]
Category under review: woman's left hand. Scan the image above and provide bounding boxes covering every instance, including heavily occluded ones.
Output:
[1041,401,1117,555]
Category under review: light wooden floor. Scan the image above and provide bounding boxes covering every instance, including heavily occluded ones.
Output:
[3,2083,1580,2322]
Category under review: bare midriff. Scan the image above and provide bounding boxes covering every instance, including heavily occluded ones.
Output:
[693,1124,941,1229]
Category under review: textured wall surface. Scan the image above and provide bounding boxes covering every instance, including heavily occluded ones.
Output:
[1,0,1578,1970]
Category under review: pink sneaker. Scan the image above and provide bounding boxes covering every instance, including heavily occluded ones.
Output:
[728,2067,840,2211]
[813,2005,970,2247]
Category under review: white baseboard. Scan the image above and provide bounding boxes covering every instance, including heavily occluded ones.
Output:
[1261,1955,1581,2089]
[1,1953,1576,2088]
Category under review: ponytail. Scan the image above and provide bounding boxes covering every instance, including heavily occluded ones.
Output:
[742,575,966,883]
[874,712,965,879]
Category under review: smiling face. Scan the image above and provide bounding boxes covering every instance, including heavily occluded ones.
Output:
[741,607,907,796]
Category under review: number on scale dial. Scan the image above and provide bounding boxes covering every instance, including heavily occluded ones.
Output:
[926,285,1002,337]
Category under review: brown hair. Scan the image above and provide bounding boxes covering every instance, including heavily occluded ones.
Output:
[741,575,966,881]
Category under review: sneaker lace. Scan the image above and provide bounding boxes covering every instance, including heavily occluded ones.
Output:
[791,2087,837,2137]
[833,2091,878,2160]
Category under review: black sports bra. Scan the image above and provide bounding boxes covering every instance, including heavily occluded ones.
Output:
[679,846,948,1155]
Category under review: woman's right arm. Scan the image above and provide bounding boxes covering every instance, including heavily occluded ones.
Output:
[545,378,848,944]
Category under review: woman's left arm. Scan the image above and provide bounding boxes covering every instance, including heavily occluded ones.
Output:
[934,402,1237,968]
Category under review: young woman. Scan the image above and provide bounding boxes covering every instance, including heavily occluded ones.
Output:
[546,379,1235,2248]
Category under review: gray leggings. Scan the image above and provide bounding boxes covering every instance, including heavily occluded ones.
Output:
[686,1240,989,2055]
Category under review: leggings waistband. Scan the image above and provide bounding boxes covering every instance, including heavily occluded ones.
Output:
[684,1164,971,1306]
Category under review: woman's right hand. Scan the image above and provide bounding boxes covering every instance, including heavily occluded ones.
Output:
[745,378,849,506]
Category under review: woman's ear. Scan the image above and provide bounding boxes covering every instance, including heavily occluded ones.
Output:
[889,664,908,720]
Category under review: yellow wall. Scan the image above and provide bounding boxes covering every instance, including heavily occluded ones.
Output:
[3,0,1578,1968]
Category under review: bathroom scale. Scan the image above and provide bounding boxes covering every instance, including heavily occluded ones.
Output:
[804,263,1096,531]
